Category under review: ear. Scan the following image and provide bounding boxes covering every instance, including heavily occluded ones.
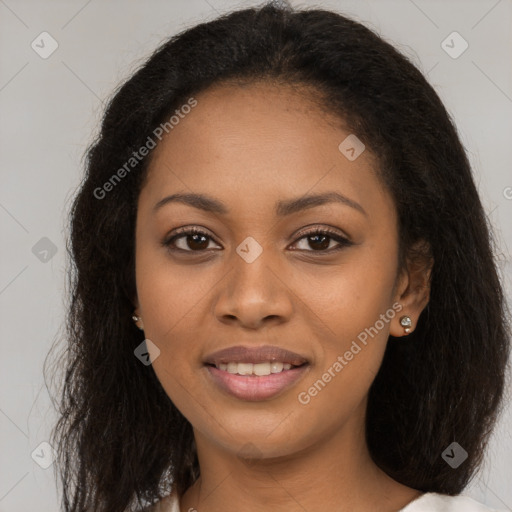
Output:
[390,239,433,337]
[132,293,140,315]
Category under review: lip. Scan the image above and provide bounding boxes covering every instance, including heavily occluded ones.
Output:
[203,345,310,401]
[203,345,309,366]
[205,364,310,401]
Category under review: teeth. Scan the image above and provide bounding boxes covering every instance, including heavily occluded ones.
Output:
[270,361,283,373]
[217,361,297,376]
[237,363,253,375]
[254,362,271,376]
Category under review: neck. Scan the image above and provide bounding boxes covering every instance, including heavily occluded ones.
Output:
[179,408,420,512]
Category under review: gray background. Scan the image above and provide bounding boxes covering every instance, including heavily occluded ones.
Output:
[1,0,511,510]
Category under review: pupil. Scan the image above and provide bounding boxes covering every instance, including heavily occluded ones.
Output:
[310,234,329,250]
[188,234,209,250]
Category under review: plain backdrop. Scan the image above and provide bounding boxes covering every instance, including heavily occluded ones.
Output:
[1,0,511,510]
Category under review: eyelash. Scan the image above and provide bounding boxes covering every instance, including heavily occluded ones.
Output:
[162,226,353,255]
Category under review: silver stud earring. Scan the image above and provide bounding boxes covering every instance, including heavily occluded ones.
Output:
[399,315,412,333]
[132,315,144,330]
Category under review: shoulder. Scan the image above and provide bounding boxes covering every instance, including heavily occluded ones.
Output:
[140,493,180,512]
[400,492,507,512]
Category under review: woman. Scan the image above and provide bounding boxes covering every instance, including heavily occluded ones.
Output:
[48,2,510,511]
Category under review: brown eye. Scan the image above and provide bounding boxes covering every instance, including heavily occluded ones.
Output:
[309,234,330,250]
[163,228,220,252]
[162,226,352,255]
[291,228,352,253]
[180,232,210,251]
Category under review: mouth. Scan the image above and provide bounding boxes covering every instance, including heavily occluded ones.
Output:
[203,345,310,401]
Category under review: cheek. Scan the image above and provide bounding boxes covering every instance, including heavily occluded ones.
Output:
[301,248,398,348]
[296,243,398,399]
[135,247,232,426]
[135,246,216,341]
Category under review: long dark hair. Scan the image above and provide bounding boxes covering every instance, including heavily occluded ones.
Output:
[45,1,511,510]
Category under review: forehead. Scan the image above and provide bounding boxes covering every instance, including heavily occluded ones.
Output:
[140,81,391,221]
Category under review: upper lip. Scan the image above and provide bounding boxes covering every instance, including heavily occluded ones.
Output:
[204,345,309,366]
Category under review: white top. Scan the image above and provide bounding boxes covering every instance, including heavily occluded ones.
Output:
[399,492,506,511]
[147,492,507,511]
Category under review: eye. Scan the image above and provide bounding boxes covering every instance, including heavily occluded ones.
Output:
[290,226,353,253]
[162,227,221,252]
[162,225,353,254]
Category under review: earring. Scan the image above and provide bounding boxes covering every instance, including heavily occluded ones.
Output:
[399,315,412,334]
[132,314,144,330]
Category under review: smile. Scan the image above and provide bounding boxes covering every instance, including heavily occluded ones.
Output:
[205,364,310,401]
[203,344,311,401]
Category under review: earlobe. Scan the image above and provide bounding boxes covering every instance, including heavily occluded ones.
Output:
[132,297,144,331]
[132,312,144,331]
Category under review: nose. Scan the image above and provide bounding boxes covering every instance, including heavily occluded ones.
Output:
[212,249,294,330]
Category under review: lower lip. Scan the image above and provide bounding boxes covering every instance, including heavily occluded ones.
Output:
[205,364,309,401]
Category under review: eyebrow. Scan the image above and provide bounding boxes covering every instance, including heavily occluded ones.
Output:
[153,191,367,217]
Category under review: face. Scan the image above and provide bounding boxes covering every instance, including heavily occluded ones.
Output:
[134,81,415,461]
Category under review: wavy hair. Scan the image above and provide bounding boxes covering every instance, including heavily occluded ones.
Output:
[46,1,511,510]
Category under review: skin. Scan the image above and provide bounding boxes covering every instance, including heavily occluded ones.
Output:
[133,81,432,512]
